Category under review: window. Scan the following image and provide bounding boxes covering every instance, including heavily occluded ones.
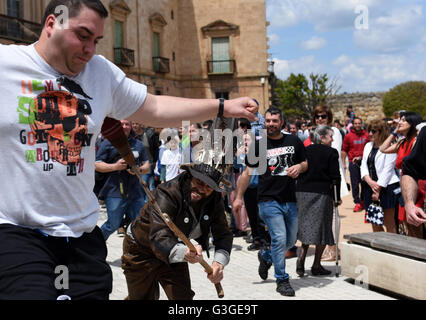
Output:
[110,1,134,67]
[212,37,230,73]
[6,0,21,38]
[149,13,168,73]
[114,20,124,63]
[153,32,160,57]
[7,0,21,17]
[114,20,123,47]
[202,20,239,75]
[153,32,160,71]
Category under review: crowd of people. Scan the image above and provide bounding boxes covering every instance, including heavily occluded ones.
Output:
[0,0,425,301]
[92,102,425,298]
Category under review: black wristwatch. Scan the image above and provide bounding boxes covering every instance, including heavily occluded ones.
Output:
[218,98,225,117]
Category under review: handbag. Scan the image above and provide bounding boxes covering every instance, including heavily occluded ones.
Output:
[366,201,384,226]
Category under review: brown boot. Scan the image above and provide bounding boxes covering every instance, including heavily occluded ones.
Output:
[285,250,298,259]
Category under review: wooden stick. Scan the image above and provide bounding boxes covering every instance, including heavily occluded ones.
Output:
[161,213,224,299]
[100,118,224,298]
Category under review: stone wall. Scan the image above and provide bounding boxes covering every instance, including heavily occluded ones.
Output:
[327,92,386,124]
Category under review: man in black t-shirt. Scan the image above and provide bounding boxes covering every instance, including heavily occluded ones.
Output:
[233,107,307,296]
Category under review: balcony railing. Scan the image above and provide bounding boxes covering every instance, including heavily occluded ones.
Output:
[152,56,170,73]
[207,60,236,75]
[0,14,41,44]
[114,47,135,67]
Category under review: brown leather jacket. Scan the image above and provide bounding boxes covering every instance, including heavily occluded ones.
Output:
[130,172,233,264]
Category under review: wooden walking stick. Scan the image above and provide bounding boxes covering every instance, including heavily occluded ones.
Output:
[101,117,225,298]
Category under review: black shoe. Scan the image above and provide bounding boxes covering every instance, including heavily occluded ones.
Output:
[276,278,295,296]
[233,230,248,237]
[244,235,253,243]
[257,251,272,280]
[311,265,332,276]
[248,240,262,251]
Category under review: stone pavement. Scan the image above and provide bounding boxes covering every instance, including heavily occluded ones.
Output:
[98,194,395,300]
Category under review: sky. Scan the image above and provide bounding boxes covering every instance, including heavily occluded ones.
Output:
[266,0,426,93]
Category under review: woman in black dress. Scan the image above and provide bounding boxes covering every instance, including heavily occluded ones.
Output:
[295,125,341,276]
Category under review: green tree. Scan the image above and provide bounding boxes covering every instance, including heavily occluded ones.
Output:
[383,81,426,117]
[274,73,308,117]
[306,73,329,110]
[274,73,340,117]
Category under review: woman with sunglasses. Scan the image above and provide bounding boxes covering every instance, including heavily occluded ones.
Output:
[361,120,400,233]
[380,112,424,238]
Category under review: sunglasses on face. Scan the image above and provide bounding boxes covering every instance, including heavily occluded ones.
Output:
[370,129,378,134]
[315,114,328,119]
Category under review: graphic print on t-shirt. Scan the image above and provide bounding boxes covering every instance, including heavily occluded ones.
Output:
[267,146,295,176]
[17,77,93,176]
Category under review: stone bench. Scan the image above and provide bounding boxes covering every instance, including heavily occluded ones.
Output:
[341,232,426,299]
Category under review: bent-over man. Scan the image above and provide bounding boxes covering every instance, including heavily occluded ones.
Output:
[121,163,233,300]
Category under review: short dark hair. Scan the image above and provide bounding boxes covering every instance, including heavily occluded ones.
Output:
[238,118,251,129]
[265,106,284,121]
[42,0,108,26]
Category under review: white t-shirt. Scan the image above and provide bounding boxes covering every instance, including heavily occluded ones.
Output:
[0,43,147,237]
[161,148,182,182]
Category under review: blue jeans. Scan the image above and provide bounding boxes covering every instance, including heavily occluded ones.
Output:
[142,172,156,203]
[258,201,298,281]
[101,197,145,240]
[349,162,364,204]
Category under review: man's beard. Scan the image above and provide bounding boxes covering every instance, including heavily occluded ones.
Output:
[190,188,206,203]
[267,126,281,137]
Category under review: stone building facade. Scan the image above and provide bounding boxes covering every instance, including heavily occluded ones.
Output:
[0,0,270,113]
[0,0,48,44]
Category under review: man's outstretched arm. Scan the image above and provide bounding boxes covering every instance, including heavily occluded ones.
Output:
[129,94,258,128]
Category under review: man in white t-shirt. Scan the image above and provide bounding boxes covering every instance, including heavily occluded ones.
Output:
[0,0,258,300]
